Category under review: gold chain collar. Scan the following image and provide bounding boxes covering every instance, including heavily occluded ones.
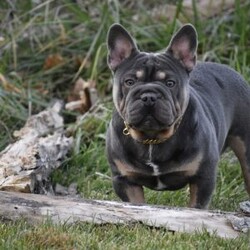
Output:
[123,116,183,145]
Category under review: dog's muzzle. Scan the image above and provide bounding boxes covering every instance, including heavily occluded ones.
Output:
[123,115,183,144]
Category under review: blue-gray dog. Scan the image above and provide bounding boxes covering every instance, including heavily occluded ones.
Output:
[106,23,250,209]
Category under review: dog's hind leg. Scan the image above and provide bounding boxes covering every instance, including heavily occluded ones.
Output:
[228,136,250,196]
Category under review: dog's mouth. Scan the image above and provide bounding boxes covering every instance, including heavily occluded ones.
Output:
[130,113,176,131]
[123,115,183,144]
[124,93,179,135]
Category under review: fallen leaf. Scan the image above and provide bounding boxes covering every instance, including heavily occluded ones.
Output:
[43,53,64,70]
[33,84,49,95]
[74,55,91,68]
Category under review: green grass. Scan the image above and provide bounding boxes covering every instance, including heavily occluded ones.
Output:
[0,0,250,248]
[0,221,248,250]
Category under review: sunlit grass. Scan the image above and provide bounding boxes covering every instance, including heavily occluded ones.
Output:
[0,220,249,250]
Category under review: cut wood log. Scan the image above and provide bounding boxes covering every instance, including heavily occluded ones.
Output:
[0,191,249,239]
[0,101,73,194]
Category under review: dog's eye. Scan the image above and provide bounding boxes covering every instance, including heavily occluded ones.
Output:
[125,79,135,87]
[166,80,176,88]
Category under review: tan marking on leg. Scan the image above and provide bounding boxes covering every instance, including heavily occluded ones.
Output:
[159,153,202,176]
[114,159,136,176]
[229,136,250,195]
[126,185,145,204]
[188,183,198,208]
[181,153,203,176]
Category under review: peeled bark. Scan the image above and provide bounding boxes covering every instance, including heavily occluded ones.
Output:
[0,101,73,194]
[0,191,249,239]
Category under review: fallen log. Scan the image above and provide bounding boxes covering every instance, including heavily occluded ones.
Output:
[0,101,73,194]
[0,191,249,239]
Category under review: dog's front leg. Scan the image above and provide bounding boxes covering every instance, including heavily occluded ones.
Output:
[188,174,216,209]
[112,175,145,204]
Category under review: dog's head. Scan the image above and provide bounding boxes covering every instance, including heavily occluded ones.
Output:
[107,24,197,142]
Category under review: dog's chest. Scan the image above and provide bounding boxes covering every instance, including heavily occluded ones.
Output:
[146,145,201,174]
[115,144,202,190]
[138,145,202,190]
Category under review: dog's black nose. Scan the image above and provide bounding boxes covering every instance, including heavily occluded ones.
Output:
[140,92,157,106]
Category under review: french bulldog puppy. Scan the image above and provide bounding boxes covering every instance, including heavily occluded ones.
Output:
[106,23,250,209]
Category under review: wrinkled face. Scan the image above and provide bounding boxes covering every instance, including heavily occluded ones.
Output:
[113,53,190,137]
[107,24,197,140]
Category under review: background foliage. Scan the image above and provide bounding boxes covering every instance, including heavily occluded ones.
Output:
[0,0,249,248]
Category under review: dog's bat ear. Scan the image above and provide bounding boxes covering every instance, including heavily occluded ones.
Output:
[107,24,138,71]
[167,24,198,72]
